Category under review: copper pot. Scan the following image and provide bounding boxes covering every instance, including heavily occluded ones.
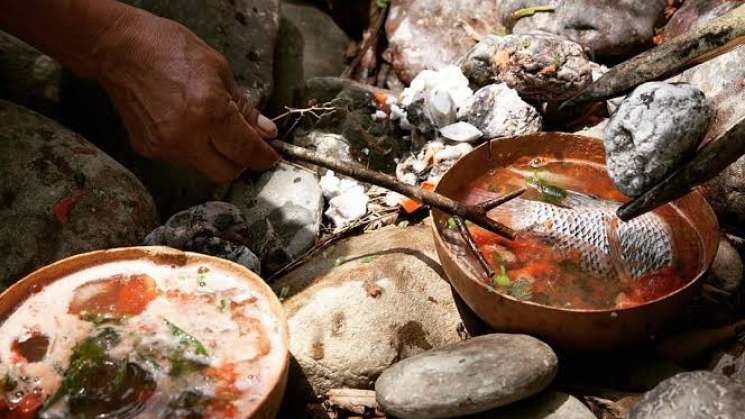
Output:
[431,133,719,352]
[0,246,290,419]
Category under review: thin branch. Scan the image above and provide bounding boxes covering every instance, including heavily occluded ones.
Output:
[341,2,389,79]
[475,188,526,213]
[455,216,494,278]
[271,140,516,240]
[271,104,341,123]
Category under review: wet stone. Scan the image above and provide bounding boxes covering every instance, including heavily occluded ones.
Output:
[384,0,504,84]
[500,0,666,57]
[603,82,711,197]
[274,223,467,406]
[460,33,593,102]
[0,100,159,288]
[143,201,261,274]
[629,371,745,419]
[375,333,558,419]
[464,84,543,139]
[226,162,323,273]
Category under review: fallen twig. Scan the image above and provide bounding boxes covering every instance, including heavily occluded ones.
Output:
[454,215,494,277]
[271,140,517,240]
[341,2,389,80]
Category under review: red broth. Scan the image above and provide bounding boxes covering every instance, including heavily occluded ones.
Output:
[446,156,703,310]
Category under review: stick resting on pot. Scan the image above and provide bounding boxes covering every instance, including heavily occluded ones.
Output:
[270,140,519,240]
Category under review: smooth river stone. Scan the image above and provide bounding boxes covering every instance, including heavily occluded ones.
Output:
[375,333,559,419]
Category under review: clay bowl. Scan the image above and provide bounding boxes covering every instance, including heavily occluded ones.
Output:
[431,133,719,352]
[0,246,289,419]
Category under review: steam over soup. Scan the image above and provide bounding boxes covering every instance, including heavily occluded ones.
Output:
[444,156,703,310]
[0,258,286,418]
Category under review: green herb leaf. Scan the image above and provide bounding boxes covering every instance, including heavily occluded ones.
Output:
[493,266,511,287]
[81,312,122,326]
[507,278,533,300]
[361,256,375,263]
[447,217,457,230]
[164,318,209,356]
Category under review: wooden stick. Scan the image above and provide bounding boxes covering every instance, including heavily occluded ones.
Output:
[476,188,526,212]
[271,140,517,240]
[455,216,494,277]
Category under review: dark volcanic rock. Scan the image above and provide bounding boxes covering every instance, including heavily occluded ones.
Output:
[603,82,710,197]
[384,0,504,84]
[143,201,261,273]
[629,371,745,419]
[375,334,558,418]
[663,0,742,41]
[460,33,592,102]
[0,101,158,288]
[500,0,666,57]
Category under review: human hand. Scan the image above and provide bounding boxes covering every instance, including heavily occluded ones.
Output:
[94,10,279,182]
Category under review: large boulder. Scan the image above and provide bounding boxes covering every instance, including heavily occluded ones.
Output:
[384,0,504,84]
[0,32,62,119]
[500,0,667,57]
[121,0,279,103]
[0,100,158,288]
[281,1,350,79]
[274,223,469,405]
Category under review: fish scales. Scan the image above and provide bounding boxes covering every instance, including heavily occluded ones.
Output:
[489,195,674,279]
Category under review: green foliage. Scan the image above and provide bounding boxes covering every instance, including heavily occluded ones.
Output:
[493,265,511,287]
[507,278,533,300]
[164,318,209,356]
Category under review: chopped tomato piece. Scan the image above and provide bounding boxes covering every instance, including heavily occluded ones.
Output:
[626,267,686,304]
[0,393,43,419]
[68,274,158,317]
[400,181,435,213]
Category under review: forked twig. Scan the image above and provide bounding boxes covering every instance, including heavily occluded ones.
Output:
[454,215,494,277]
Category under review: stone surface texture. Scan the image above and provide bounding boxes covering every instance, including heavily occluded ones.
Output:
[274,223,468,403]
[663,0,742,41]
[500,0,666,57]
[460,33,593,101]
[464,84,543,139]
[603,82,710,197]
[468,392,596,419]
[375,333,559,419]
[384,0,504,84]
[0,100,158,288]
[629,371,745,419]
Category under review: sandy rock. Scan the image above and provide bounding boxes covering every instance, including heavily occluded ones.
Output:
[226,162,323,273]
[469,392,596,419]
[143,202,261,273]
[629,371,745,419]
[603,82,710,197]
[663,0,742,41]
[121,0,279,103]
[460,33,592,102]
[0,31,62,119]
[500,0,666,57]
[0,101,158,288]
[281,1,350,79]
[384,0,505,84]
[707,238,744,293]
[464,84,543,139]
[274,223,467,402]
[375,334,558,418]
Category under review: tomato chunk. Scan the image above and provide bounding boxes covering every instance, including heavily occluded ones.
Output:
[68,274,158,317]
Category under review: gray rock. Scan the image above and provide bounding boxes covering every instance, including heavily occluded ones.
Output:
[275,223,468,403]
[121,0,279,104]
[0,31,62,119]
[143,201,261,273]
[460,33,593,102]
[629,371,745,419]
[663,0,742,41]
[384,0,505,84]
[500,0,666,57]
[708,237,744,293]
[465,84,543,139]
[574,119,608,139]
[704,156,745,235]
[710,341,745,384]
[603,82,711,197]
[281,1,350,79]
[268,16,305,115]
[226,162,323,273]
[440,122,483,143]
[294,131,354,165]
[375,333,558,419]
[0,100,159,288]
[468,392,596,419]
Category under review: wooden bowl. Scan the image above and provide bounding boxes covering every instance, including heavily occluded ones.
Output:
[431,133,719,352]
[0,246,290,419]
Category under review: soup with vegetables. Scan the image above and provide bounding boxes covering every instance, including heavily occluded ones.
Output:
[444,156,703,310]
[0,259,286,418]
